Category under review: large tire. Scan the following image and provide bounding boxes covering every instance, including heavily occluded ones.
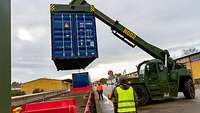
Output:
[183,79,195,99]
[134,85,150,106]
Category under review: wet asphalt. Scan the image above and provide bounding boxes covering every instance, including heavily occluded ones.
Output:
[100,85,200,113]
[139,88,200,113]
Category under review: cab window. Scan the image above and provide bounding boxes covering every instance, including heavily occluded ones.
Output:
[158,63,164,71]
[146,63,157,74]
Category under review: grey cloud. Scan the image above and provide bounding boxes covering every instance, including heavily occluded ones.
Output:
[12,0,200,82]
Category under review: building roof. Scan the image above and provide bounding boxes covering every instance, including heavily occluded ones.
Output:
[175,51,200,61]
[62,79,72,83]
[22,78,63,85]
[11,88,21,91]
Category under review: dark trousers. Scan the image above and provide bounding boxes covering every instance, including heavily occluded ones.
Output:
[97,90,103,100]
[113,104,118,113]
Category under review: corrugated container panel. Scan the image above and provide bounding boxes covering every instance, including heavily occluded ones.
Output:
[51,11,98,70]
[70,86,93,92]
[72,72,91,88]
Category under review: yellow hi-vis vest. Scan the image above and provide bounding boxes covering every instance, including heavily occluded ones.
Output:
[116,86,136,112]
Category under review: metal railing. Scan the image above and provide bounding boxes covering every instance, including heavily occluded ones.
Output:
[11,90,68,106]
[84,92,96,113]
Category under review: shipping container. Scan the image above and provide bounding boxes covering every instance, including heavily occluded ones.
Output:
[70,86,93,92]
[51,9,98,70]
[72,72,91,88]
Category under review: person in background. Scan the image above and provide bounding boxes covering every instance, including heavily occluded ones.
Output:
[109,76,138,113]
[96,82,104,100]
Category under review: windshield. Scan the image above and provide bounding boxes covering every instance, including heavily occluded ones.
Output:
[139,63,146,75]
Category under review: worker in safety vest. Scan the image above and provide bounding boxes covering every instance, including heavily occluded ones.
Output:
[96,82,104,100]
[109,76,138,113]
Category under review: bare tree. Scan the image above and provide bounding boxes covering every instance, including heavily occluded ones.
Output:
[182,48,199,56]
[11,81,21,88]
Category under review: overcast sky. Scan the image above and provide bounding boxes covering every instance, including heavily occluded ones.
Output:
[11,0,200,83]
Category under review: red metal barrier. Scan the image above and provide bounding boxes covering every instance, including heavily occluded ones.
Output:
[70,86,93,92]
[84,92,92,113]
[21,99,76,113]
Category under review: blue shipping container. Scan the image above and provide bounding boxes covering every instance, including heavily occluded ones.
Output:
[72,72,91,88]
[51,12,98,70]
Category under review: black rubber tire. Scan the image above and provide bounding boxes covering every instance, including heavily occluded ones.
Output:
[134,85,150,106]
[183,79,195,99]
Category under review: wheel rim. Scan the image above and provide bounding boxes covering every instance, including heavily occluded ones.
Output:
[136,87,148,105]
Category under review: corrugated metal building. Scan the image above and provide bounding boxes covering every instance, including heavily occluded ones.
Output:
[176,52,200,83]
[21,78,71,94]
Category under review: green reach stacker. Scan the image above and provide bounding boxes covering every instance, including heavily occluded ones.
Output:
[50,0,195,105]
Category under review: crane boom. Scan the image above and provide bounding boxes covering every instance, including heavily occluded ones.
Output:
[50,0,195,105]
[67,0,174,67]
[92,5,174,67]
[93,7,170,61]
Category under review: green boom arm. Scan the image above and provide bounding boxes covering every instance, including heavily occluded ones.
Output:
[66,0,174,66]
[70,0,86,5]
[91,6,174,66]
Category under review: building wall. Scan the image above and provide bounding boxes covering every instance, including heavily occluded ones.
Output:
[191,61,200,80]
[21,79,70,94]
[176,57,190,64]
[185,62,192,70]
[176,52,200,83]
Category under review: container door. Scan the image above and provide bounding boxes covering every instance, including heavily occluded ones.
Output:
[85,13,98,57]
[63,13,74,58]
[74,13,87,57]
[52,13,64,58]
[52,12,98,59]
[74,13,98,58]
[52,12,74,58]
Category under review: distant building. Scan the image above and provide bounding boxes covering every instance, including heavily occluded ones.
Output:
[11,88,21,91]
[21,78,71,94]
[176,52,200,83]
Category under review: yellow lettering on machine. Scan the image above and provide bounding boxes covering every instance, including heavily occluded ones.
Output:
[123,28,136,39]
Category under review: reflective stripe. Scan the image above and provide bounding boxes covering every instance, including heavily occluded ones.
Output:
[118,106,136,109]
[118,100,135,103]
[116,100,137,103]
